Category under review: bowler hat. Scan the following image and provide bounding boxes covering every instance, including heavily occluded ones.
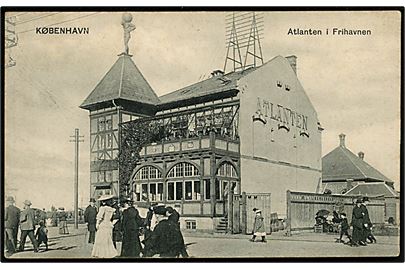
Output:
[89,198,96,203]
[355,198,362,204]
[6,196,15,202]
[23,200,32,206]
[363,197,369,202]
[154,206,167,215]
[253,208,258,212]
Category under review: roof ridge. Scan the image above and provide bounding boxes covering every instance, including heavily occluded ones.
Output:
[118,56,126,97]
[340,147,369,179]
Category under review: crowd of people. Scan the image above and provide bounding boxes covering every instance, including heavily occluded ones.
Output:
[84,195,189,258]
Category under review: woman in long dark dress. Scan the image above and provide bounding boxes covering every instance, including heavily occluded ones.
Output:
[120,199,144,258]
[351,199,364,247]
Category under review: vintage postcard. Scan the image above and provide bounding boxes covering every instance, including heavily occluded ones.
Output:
[1,8,403,261]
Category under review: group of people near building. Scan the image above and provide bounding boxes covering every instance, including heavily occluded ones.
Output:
[4,196,49,255]
[84,195,189,258]
[336,196,377,247]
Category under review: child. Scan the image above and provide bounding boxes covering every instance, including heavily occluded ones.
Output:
[365,222,377,244]
[338,213,351,244]
[250,209,267,243]
[35,221,48,251]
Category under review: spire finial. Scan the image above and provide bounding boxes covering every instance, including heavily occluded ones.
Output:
[121,13,136,55]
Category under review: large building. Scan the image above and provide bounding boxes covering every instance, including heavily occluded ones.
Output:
[80,50,322,231]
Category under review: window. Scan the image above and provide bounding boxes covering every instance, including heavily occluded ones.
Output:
[141,184,148,201]
[185,181,192,200]
[167,162,199,178]
[194,181,201,200]
[205,180,211,200]
[217,162,238,178]
[157,183,164,201]
[149,183,157,201]
[186,220,197,230]
[176,182,183,200]
[215,179,221,200]
[134,166,163,180]
[168,182,175,201]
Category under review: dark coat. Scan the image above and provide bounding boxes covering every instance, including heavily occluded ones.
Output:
[145,219,185,257]
[340,218,349,231]
[35,226,48,242]
[5,205,20,229]
[121,207,144,258]
[360,204,371,225]
[351,205,364,243]
[84,205,97,232]
[168,210,180,224]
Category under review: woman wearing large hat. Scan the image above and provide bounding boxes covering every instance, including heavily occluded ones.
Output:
[91,195,118,258]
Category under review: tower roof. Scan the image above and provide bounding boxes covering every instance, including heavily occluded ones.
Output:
[80,53,160,110]
[322,135,393,183]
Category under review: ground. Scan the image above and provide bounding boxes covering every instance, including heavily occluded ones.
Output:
[4,224,400,260]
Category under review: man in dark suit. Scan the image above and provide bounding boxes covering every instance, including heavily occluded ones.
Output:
[19,200,39,252]
[351,198,364,247]
[120,198,144,258]
[84,198,97,244]
[4,196,20,255]
[360,197,373,244]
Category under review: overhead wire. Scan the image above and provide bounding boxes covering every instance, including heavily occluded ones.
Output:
[16,12,101,34]
[16,12,63,25]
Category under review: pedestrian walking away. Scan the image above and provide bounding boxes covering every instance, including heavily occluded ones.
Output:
[84,198,98,244]
[91,195,118,258]
[19,200,39,253]
[4,196,20,255]
[166,206,189,257]
[35,221,49,251]
[250,208,267,243]
[120,197,144,258]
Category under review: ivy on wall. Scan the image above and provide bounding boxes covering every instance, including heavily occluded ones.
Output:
[118,119,164,195]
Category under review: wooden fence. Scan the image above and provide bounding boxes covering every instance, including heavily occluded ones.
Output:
[286,190,386,236]
[229,192,272,234]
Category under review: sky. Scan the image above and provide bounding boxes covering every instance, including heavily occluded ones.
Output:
[4,10,401,210]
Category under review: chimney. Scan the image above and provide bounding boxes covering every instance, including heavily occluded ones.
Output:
[211,69,224,77]
[339,133,346,148]
[358,151,364,160]
[286,55,297,74]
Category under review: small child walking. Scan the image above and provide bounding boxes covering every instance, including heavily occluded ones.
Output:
[338,213,351,244]
[35,221,49,251]
[250,208,267,243]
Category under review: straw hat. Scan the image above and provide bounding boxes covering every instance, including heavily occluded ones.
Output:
[98,194,114,201]
[23,200,32,206]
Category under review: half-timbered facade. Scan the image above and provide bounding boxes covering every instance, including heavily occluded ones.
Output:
[81,52,322,231]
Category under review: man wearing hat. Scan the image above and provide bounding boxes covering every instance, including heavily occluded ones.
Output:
[350,198,364,247]
[19,200,39,252]
[360,197,375,244]
[120,197,144,258]
[84,198,98,244]
[4,196,20,254]
[57,207,68,234]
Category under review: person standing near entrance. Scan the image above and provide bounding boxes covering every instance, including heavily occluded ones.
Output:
[19,200,39,253]
[84,198,98,244]
[250,208,267,243]
[4,196,20,255]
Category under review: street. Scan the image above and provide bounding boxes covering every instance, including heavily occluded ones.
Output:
[5,224,400,259]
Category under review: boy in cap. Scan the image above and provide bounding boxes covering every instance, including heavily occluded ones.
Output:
[4,196,20,255]
[337,213,351,244]
[35,220,49,251]
[19,200,39,252]
[250,208,267,243]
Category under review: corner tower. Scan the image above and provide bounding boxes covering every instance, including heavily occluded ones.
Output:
[80,13,160,199]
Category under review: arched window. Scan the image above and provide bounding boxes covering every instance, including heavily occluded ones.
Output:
[133,166,163,202]
[134,166,162,180]
[167,162,199,178]
[217,162,238,178]
[167,162,200,201]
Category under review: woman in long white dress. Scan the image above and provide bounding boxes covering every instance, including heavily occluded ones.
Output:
[91,195,118,258]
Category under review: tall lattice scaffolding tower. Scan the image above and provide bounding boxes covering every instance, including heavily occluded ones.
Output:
[223,12,264,73]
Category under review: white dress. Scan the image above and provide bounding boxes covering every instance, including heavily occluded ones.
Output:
[91,206,118,258]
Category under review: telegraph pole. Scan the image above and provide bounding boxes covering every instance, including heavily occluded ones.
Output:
[70,128,84,229]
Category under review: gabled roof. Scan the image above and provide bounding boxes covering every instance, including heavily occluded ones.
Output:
[80,54,160,110]
[322,145,393,183]
[345,182,399,198]
[158,68,256,106]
